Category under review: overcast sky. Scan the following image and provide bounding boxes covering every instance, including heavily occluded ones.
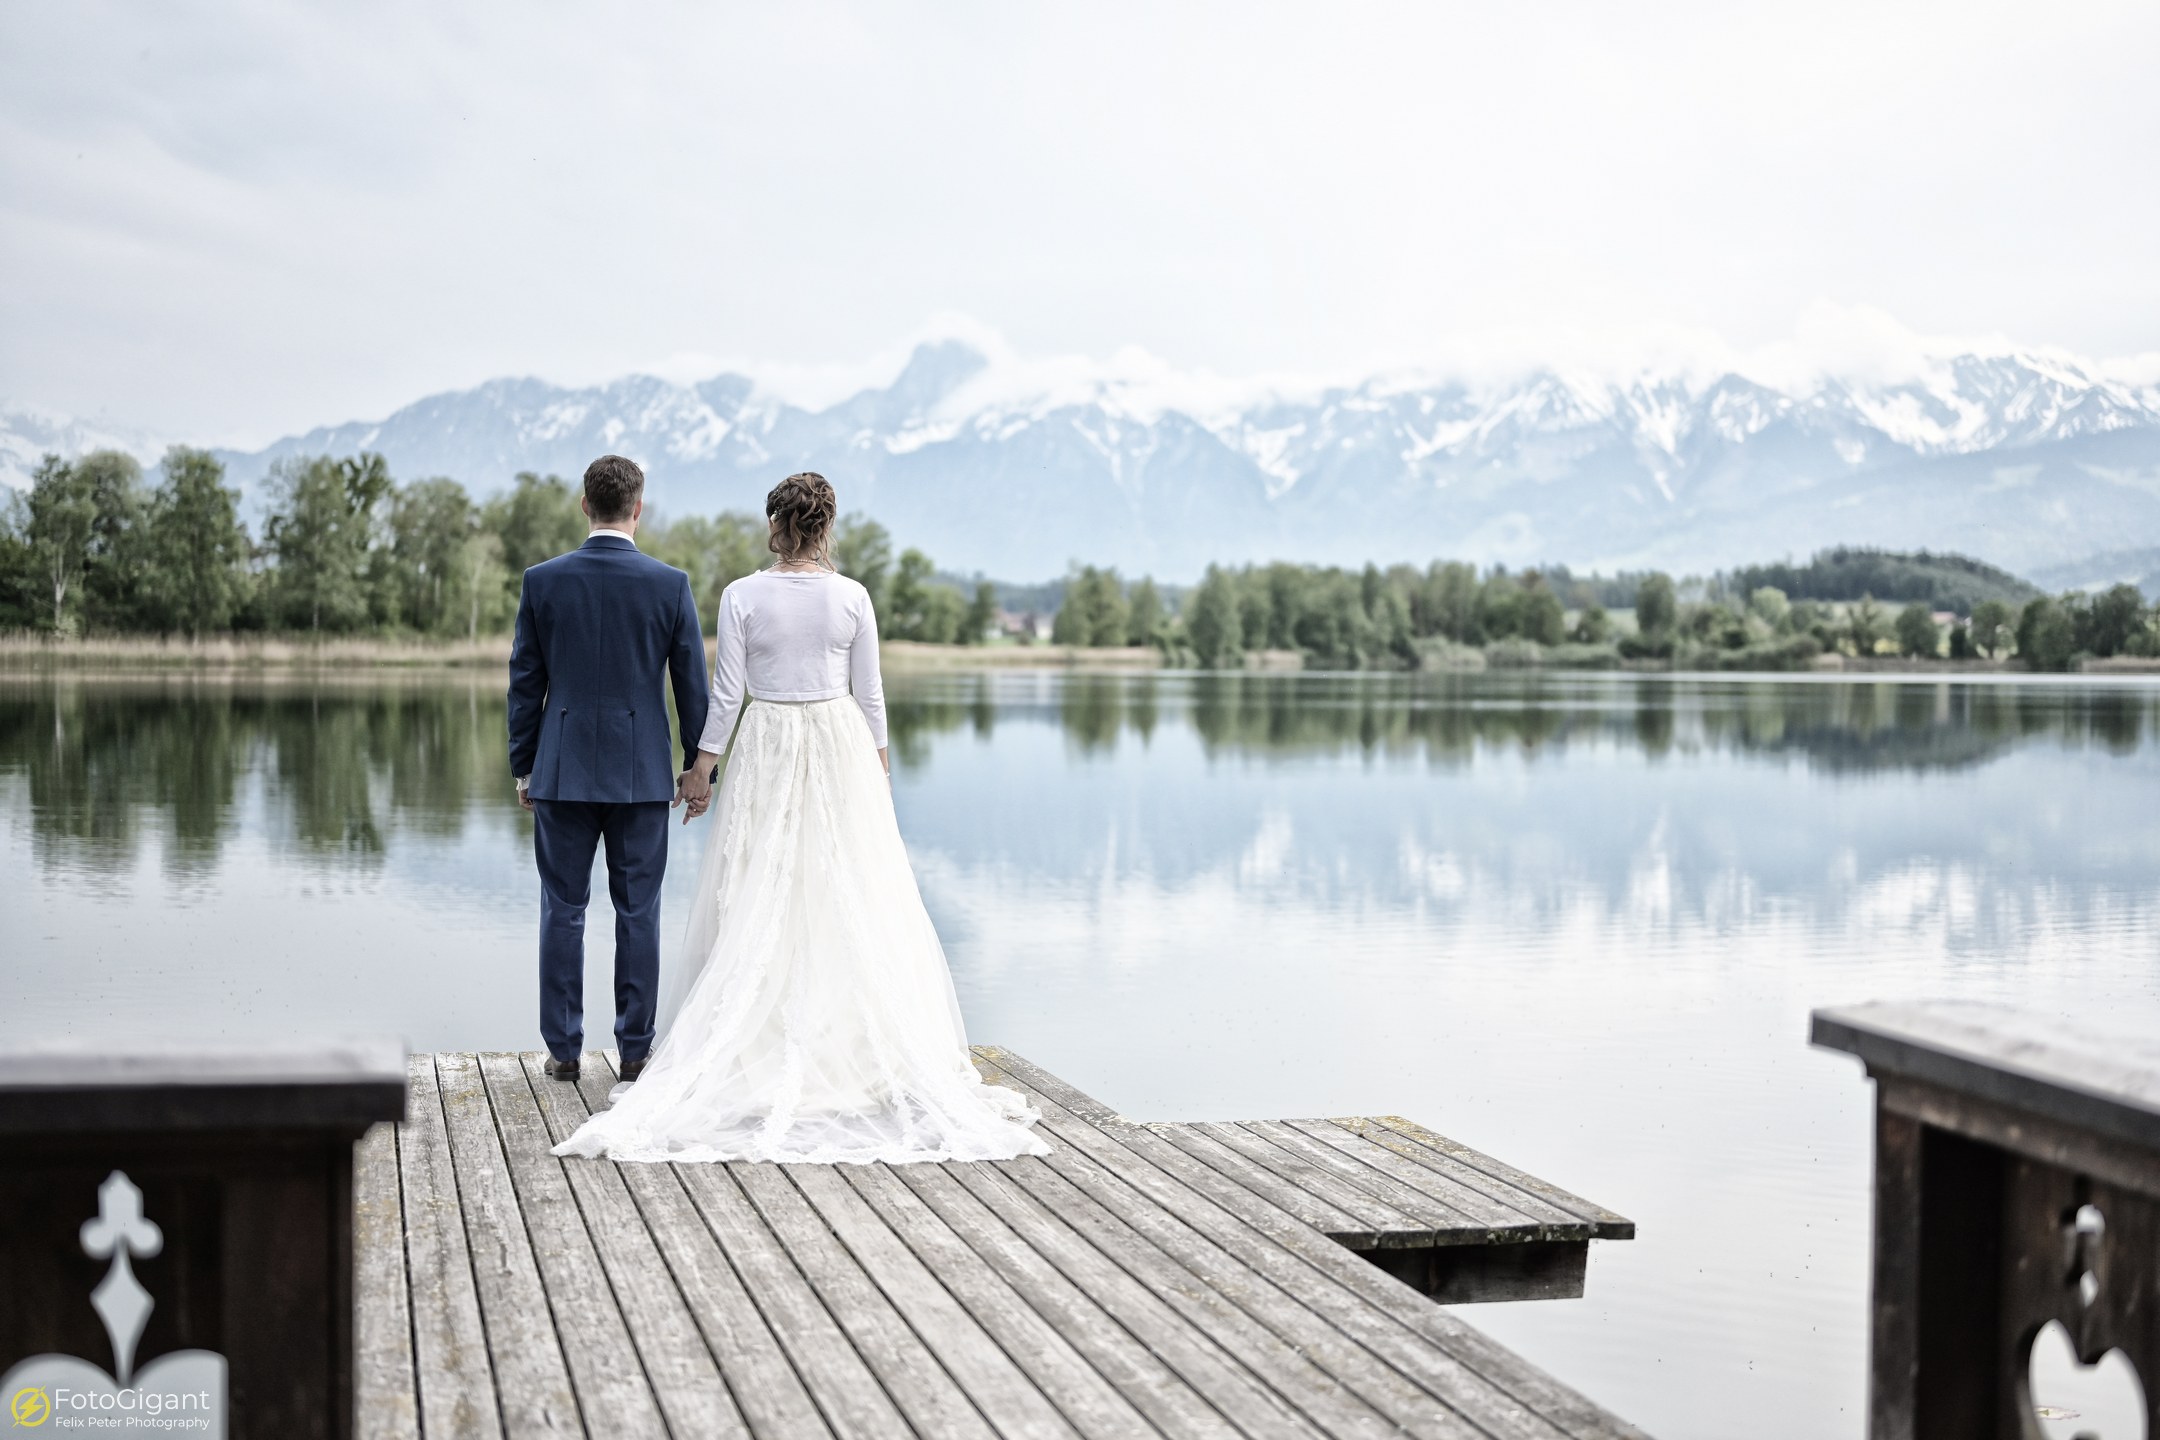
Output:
[3,0,2155,445]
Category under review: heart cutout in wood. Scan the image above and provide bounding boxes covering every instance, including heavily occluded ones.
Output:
[2028,1318,2147,1440]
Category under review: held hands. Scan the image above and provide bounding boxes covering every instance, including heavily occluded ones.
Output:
[673,762,715,824]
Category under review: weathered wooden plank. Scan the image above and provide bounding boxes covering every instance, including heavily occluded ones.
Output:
[902,1158,1271,1440]
[730,1159,1000,1439]
[355,1119,420,1440]
[0,1040,407,1133]
[385,1048,1639,1440]
[994,1053,1648,1439]
[1359,1117,1634,1238]
[1258,1120,1546,1239]
[667,1155,908,1440]
[998,1141,1475,1440]
[434,1052,632,1438]
[981,1051,1617,1440]
[398,1055,507,1440]
[1235,1120,1502,1237]
[844,1162,1168,1440]
[1812,999,2160,1150]
[522,1052,747,1439]
[1163,1121,1418,1248]
[578,1057,833,1440]
[793,1163,1082,1438]
[1310,1119,1598,1237]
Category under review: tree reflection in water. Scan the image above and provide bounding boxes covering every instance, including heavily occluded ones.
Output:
[2,670,2153,877]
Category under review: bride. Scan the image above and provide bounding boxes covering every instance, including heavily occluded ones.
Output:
[553,472,1047,1164]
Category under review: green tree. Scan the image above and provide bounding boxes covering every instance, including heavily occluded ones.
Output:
[1519,579,1566,647]
[1969,599,2014,658]
[831,515,893,613]
[1052,566,1130,647]
[0,498,36,628]
[647,511,764,627]
[1415,561,1479,640]
[74,450,148,629]
[919,585,965,644]
[1894,602,1941,658]
[482,472,585,577]
[883,548,967,642]
[2015,597,2078,671]
[453,531,509,640]
[264,453,392,632]
[1372,585,1417,666]
[1292,570,1377,667]
[139,448,251,637]
[1186,566,1243,668]
[386,478,477,633]
[1474,571,1523,641]
[1127,577,1165,647]
[963,581,998,645]
[1634,573,1677,639]
[1749,586,1791,632]
[2078,583,2146,658]
[1572,602,1612,644]
[1686,601,1750,650]
[1846,595,1888,655]
[1259,563,1308,650]
[23,454,98,631]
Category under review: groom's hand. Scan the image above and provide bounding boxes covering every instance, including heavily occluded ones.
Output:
[673,764,712,822]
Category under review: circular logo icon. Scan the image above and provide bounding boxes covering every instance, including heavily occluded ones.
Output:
[9,1386,51,1427]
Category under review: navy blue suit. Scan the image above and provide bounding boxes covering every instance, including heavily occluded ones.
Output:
[507,532,709,1063]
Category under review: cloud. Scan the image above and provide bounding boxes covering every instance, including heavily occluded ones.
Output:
[3,1,2156,441]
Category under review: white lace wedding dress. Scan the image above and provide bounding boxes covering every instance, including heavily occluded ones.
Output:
[552,567,1046,1165]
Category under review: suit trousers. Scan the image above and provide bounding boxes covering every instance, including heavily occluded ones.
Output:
[532,798,669,1064]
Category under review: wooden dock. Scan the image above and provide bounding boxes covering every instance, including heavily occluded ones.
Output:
[356,1047,1643,1439]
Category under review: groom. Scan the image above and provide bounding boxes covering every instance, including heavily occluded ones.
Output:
[507,454,710,1083]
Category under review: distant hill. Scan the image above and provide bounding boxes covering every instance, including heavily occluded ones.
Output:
[1719,547,2043,614]
[6,339,2160,583]
[2029,546,2160,601]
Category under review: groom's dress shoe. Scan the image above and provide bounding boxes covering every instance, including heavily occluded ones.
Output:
[619,1055,649,1083]
[544,1056,580,1082]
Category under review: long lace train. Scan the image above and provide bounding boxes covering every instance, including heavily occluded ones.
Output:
[551,697,1047,1164]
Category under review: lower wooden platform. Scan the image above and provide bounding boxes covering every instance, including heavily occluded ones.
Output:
[356,1047,1644,1439]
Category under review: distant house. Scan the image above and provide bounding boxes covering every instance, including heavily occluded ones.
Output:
[999,609,1052,641]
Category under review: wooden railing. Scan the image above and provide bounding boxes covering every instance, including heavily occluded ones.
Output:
[1814,1001,2160,1439]
[0,1043,406,1440]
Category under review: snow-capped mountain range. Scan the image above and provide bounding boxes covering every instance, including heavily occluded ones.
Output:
[6,339,2159,582]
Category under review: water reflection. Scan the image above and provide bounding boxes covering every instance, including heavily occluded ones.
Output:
[0,677,513,878]
[6,671,2157,879]
[6,667,2160,1440]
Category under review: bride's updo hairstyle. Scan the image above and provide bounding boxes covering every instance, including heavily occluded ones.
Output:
[766,471,837,566]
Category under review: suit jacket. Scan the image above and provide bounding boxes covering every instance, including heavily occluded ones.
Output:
[507,533,710,803]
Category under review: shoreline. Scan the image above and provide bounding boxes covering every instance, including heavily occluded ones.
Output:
[0,633,1175,673]
[4,632,2156,678]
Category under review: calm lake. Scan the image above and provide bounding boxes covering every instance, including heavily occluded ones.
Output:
[5,667,2159,1437]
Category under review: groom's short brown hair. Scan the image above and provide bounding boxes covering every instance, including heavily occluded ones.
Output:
[583,454,644,522]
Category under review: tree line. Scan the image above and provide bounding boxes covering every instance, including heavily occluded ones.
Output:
[4,448,2155,671]
[1167,562,2157,671]
[0,448,1002,646]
